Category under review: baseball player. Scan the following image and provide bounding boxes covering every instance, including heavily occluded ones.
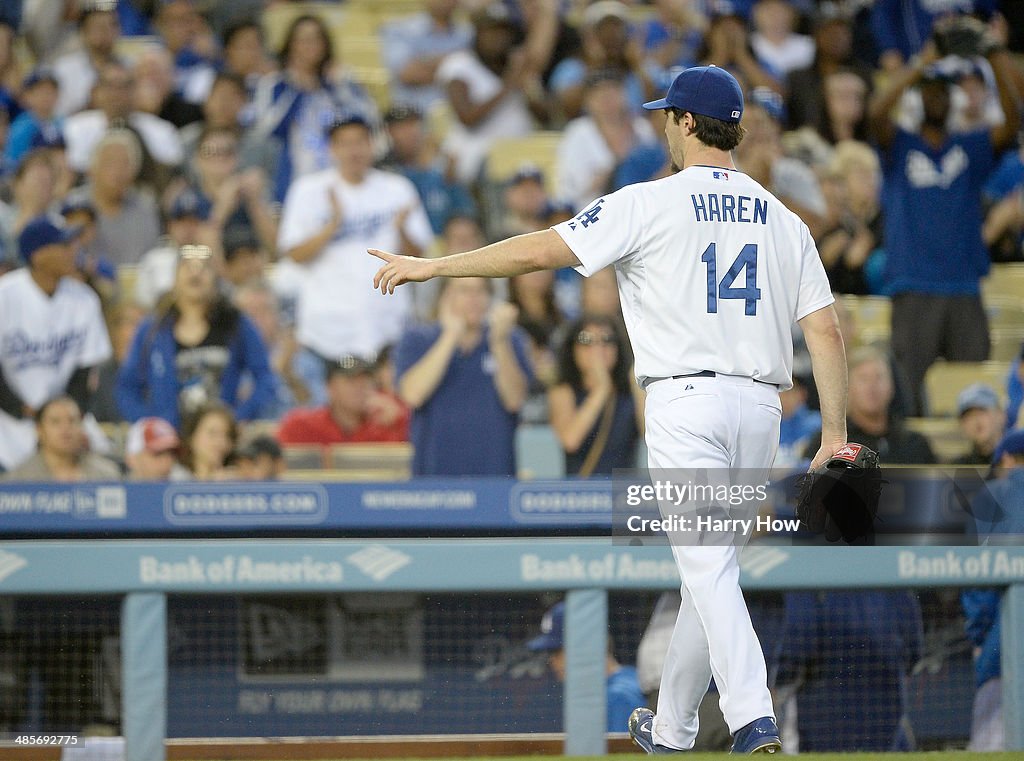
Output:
[368,66,848,754]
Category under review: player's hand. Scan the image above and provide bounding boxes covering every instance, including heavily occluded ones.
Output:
[488,302,519,343]
[369,249,436,294]
[808,439,848,471]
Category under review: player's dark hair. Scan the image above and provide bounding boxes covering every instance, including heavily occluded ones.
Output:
[279,14,333,79]
[670,108,745,151]
[556,314,633,395]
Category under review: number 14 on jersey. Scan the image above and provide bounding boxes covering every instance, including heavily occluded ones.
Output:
[701,243,761,316]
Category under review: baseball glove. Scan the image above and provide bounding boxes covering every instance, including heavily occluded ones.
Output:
[932,15,998,58]
[795,443,883,544]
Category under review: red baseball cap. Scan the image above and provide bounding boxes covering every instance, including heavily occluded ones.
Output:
[126,417,180,456]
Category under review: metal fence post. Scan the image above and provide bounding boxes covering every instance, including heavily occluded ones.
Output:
[1003,582,1024,750]
[122,592,167,761]
[564,588,608,756]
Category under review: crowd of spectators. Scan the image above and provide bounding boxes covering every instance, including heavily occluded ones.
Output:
[0,0,1020,486]
[0,2,1021,752]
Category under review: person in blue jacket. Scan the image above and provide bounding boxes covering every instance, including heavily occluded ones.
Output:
[961,588,1003,751]
[527,601,647,733]
[116,244,276,429]
[774,590,923,752]
[961,430,1024,750]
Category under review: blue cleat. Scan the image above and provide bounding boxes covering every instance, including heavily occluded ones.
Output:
[730,716,782,754]
[628,708,689,754]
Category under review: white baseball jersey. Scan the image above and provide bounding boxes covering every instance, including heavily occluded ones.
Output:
[278,167,434,360]
[0,270,112,469]
[553,166,833,389]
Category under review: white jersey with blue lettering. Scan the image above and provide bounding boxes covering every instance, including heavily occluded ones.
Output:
[552,165,833,389]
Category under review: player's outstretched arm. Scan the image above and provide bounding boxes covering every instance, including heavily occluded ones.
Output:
[370,230,580,294]
[799,304,848,470]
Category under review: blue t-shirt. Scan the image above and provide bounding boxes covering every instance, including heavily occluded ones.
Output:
[394,323,533,476]
[779,405,821,450]
[565,389,638,476]
[3,113,63,170]
[606,666,645,733]
[398,165,476,235]
[880,128,994,296]
[871,0,997,60]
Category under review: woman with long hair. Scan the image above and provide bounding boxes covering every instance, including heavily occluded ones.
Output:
[116,245,276,428]
[548,314,643,476]
[251,14,377,202]
[180,401,237,480]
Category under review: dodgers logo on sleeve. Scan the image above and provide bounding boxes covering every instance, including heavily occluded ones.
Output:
[567,198,605,231]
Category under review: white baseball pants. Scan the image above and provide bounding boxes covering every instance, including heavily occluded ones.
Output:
[642,373,781,750]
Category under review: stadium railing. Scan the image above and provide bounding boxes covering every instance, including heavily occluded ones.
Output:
[0,537,1022,760]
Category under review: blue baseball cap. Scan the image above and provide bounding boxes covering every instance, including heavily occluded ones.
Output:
[957,383,1001,417]
[18,215,82,262]
[169,188,211,221]
[642,65,744,123]
[23,67,58,90]
[325,112,373,138]
[526,602,564,651]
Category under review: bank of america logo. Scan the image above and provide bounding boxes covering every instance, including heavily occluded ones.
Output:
[347,545,411,581]
[740,546,789,579]
[0,550,27,583]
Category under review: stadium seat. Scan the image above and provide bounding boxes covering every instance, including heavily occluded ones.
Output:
[981,263,1024,302]
[117,264,138,302]
[903,417,969,462]
[347,0,424,14]
[516,425,565,479]
[282,467,392,482]
[98,421,130,460]
[923,361,1011,417]
[282,445,328,470]
[990,328,1024,362]
[837,294,891,345]
[262,2,348,52]
[485,132,564,197]
[114,35,161,64]
[328,443,412,480]
[985,295,1024,330]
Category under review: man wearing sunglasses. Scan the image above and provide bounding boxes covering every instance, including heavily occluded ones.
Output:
[369,65,847,755]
